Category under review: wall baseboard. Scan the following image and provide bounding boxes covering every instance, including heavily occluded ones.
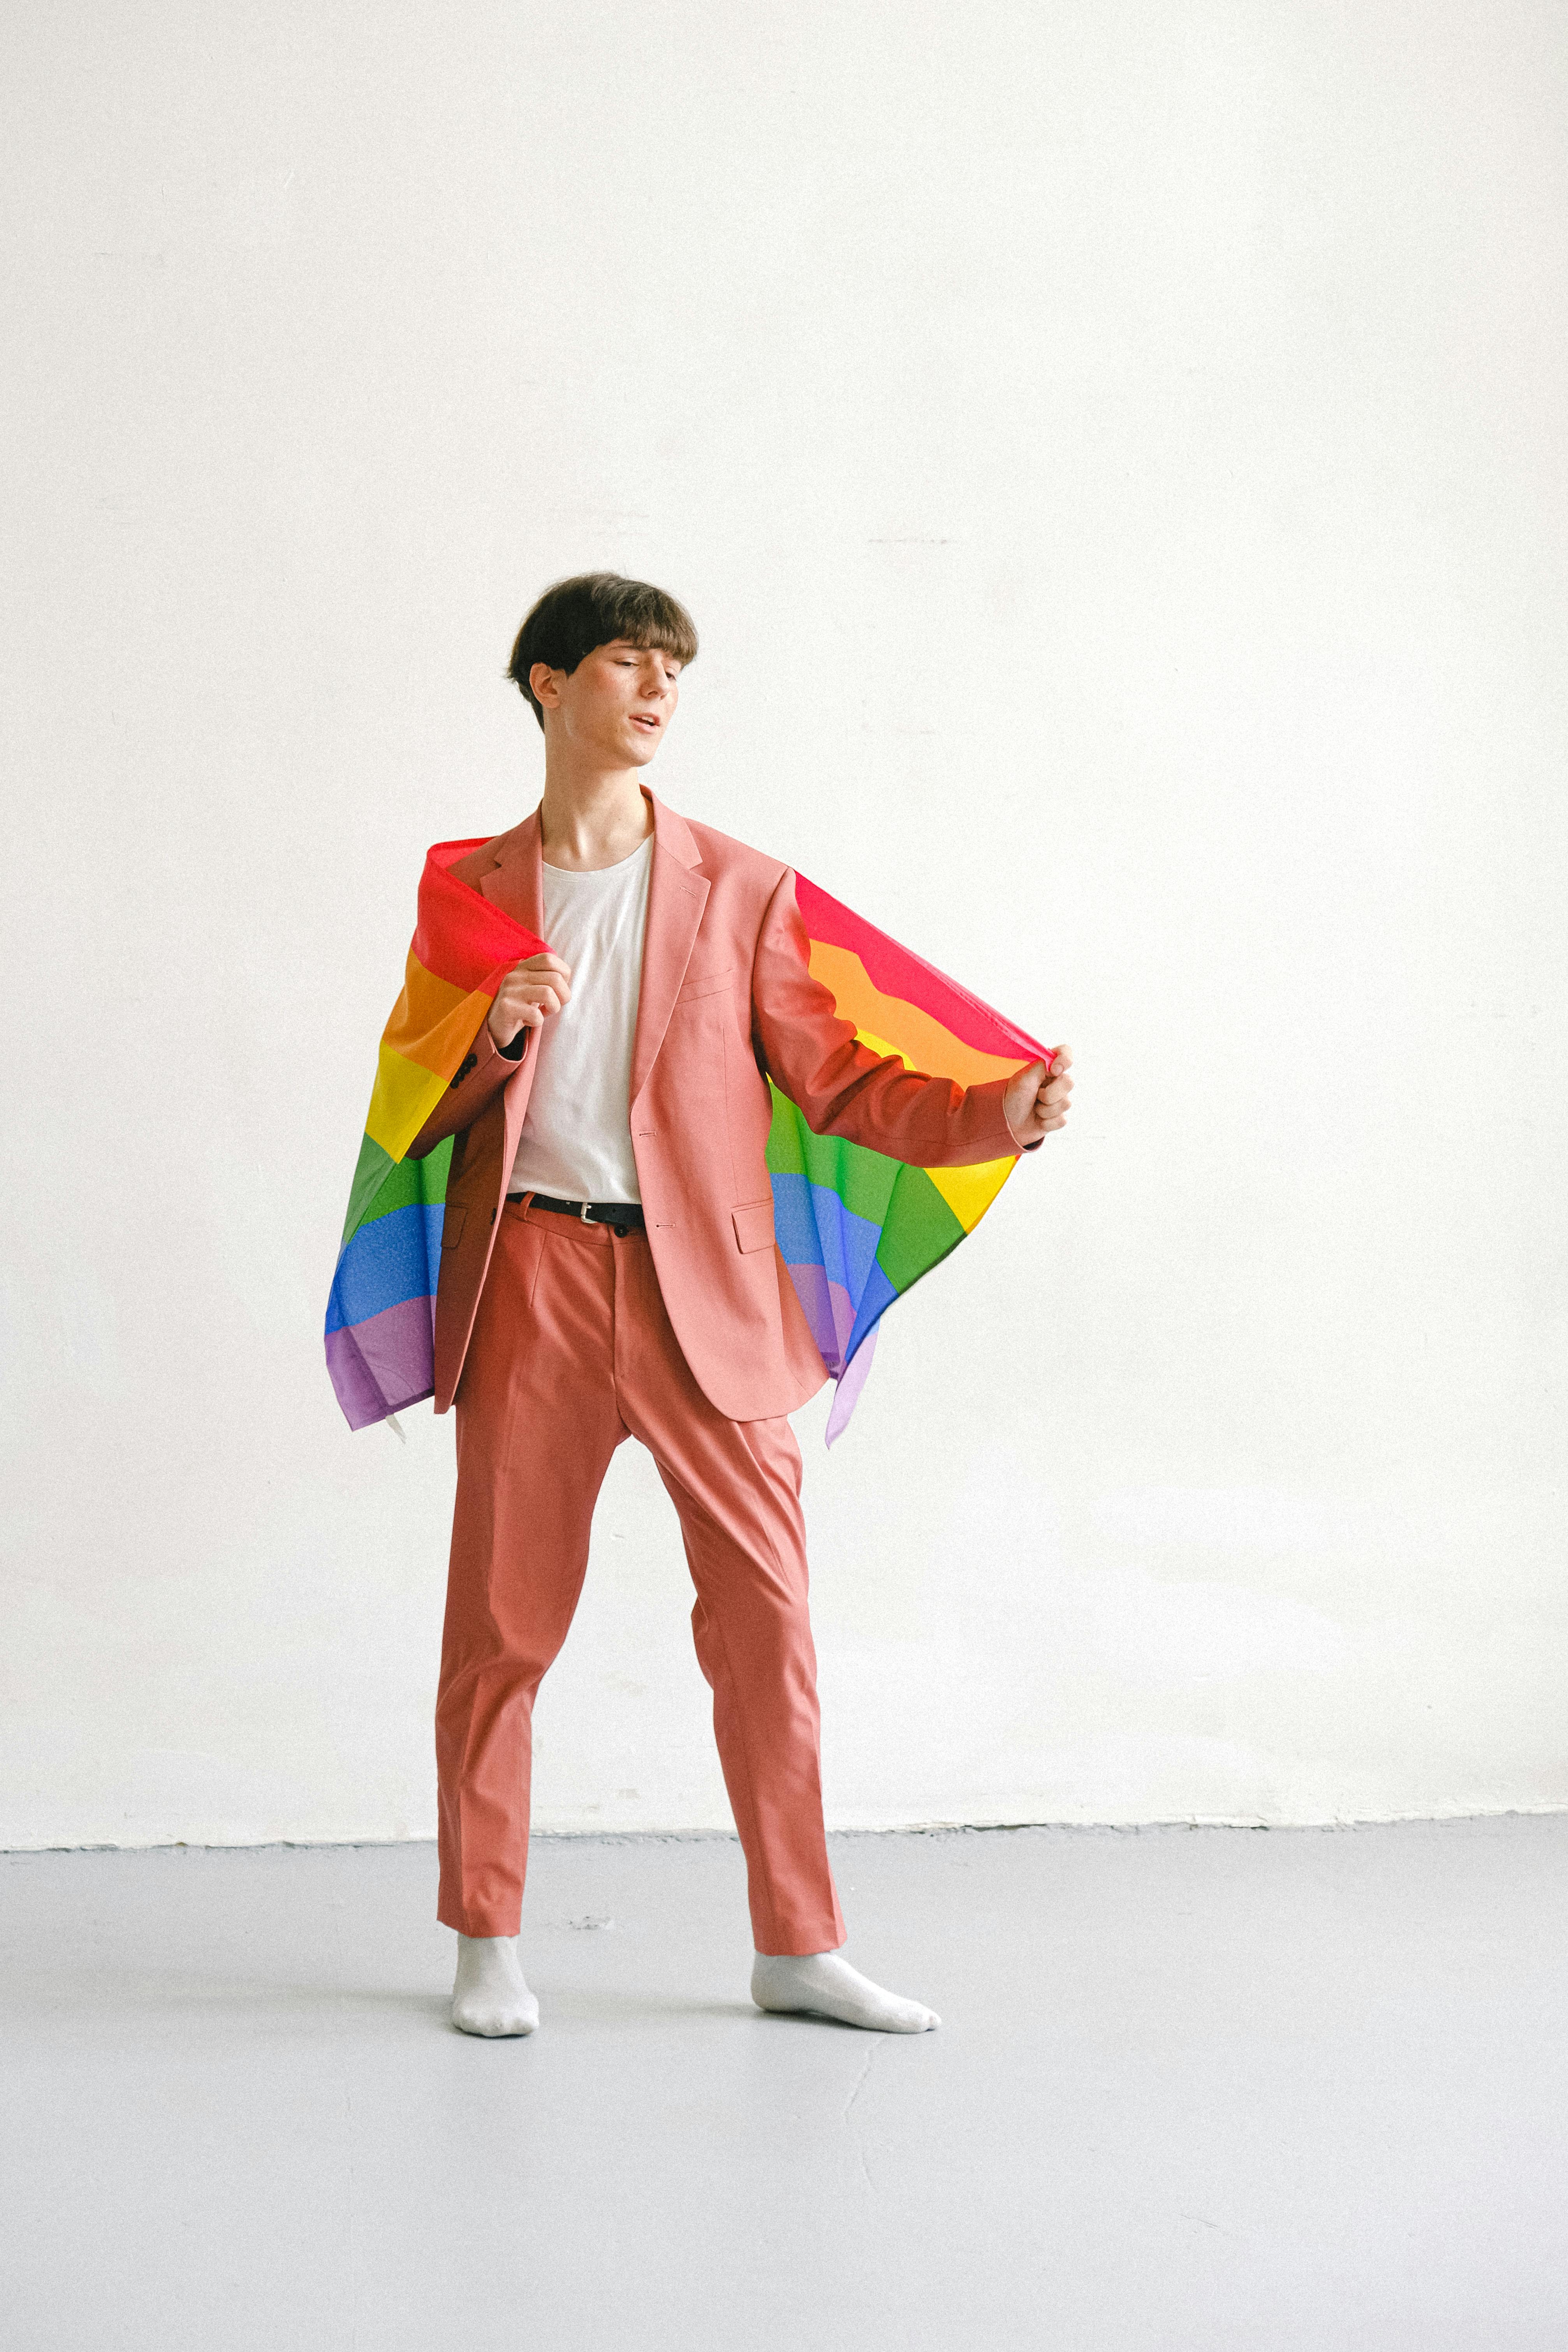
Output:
[4,1808,1565,1858]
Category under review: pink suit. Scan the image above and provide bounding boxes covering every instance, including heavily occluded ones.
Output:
[409,793,1021,1945]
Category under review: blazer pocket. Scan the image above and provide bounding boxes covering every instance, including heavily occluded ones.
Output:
[676,965,737,1003]
[440,1204,468,1252]
[732,1198,775,1254]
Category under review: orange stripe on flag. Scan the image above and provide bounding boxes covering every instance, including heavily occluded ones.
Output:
[364,960,496,1160]
[809,941,1025,1090]
[383,951,491,1078]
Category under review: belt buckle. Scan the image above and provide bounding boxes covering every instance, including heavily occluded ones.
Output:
[577,1199,593,1225]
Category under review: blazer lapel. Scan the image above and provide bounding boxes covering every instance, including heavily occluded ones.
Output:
[630,791,709,1108]
[472,810,546,1154]
[478,808,545,941]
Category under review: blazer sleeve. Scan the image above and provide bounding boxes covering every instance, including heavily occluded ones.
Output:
[749,870,1028,1169]
[405,1020,529,1160]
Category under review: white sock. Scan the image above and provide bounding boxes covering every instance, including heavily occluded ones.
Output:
[451,1934,539,2037]
[751,1949,940,2033]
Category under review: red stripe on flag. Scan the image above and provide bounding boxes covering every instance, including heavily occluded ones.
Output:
[412,840,549,992]
[794,874,1049,1065]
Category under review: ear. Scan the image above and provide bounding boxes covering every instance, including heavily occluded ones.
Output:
[529,660,564,709]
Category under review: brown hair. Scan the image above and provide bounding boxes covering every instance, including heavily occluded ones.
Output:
[507,572,699,731]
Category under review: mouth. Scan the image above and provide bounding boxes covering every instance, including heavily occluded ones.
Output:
[630,715,660,734]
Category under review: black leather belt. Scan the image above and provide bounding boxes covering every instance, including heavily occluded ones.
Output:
[514,1192,646,1235]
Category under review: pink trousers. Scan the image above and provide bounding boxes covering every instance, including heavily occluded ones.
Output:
[436,1195,847,1954]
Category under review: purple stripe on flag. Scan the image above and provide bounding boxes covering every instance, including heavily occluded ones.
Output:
[325,1292,437,1431]
[781,1262,858,1374]
[825,1322,880,1445]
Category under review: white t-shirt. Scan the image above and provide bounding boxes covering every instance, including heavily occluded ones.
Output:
[507,832,653,1204]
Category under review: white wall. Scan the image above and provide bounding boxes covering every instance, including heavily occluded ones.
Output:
[4,2,1564,1848]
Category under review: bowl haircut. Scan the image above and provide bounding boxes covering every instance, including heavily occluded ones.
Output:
[507,572,700,731]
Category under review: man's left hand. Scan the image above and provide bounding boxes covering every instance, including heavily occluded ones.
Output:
[1003,1046,1073,1149]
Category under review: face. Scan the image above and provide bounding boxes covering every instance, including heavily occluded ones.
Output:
[530,637,682,766]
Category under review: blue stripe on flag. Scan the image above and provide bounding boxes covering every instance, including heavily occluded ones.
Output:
[769,1172,883,1299]
[845,1259,899,1360]
[326,1203,444,1334]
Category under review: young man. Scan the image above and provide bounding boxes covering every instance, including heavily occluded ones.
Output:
[407,573,1073,2037]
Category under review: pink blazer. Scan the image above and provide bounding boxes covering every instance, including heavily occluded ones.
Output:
[408,791,1023,1423]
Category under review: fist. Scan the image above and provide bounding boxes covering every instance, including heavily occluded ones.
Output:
[1003,1046,1073,1149]
[487,952,573,1048]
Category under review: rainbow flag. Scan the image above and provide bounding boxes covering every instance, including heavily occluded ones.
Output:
[325,841,545,1430]
[327,847,1047,1440]
[772,876,1049,1442]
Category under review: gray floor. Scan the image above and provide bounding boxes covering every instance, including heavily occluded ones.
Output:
[3,1820,1566,2351]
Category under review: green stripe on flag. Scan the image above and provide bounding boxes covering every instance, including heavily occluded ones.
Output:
[874,1165,966,1292]
[341,1131,451,1244]
[766,1084,900,1224]
[359,1137,451,1227]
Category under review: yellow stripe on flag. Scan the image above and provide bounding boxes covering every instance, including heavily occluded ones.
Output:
[364,1043,450,1160]
[363,958,497,1162]
[925,1155,1015,1233]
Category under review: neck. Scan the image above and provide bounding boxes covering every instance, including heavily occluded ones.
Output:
[536,757,654,873]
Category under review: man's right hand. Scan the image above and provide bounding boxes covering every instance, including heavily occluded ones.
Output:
[487,952,573,1049]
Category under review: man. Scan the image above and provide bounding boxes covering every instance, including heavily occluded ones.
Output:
[407,573,1073,2037]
